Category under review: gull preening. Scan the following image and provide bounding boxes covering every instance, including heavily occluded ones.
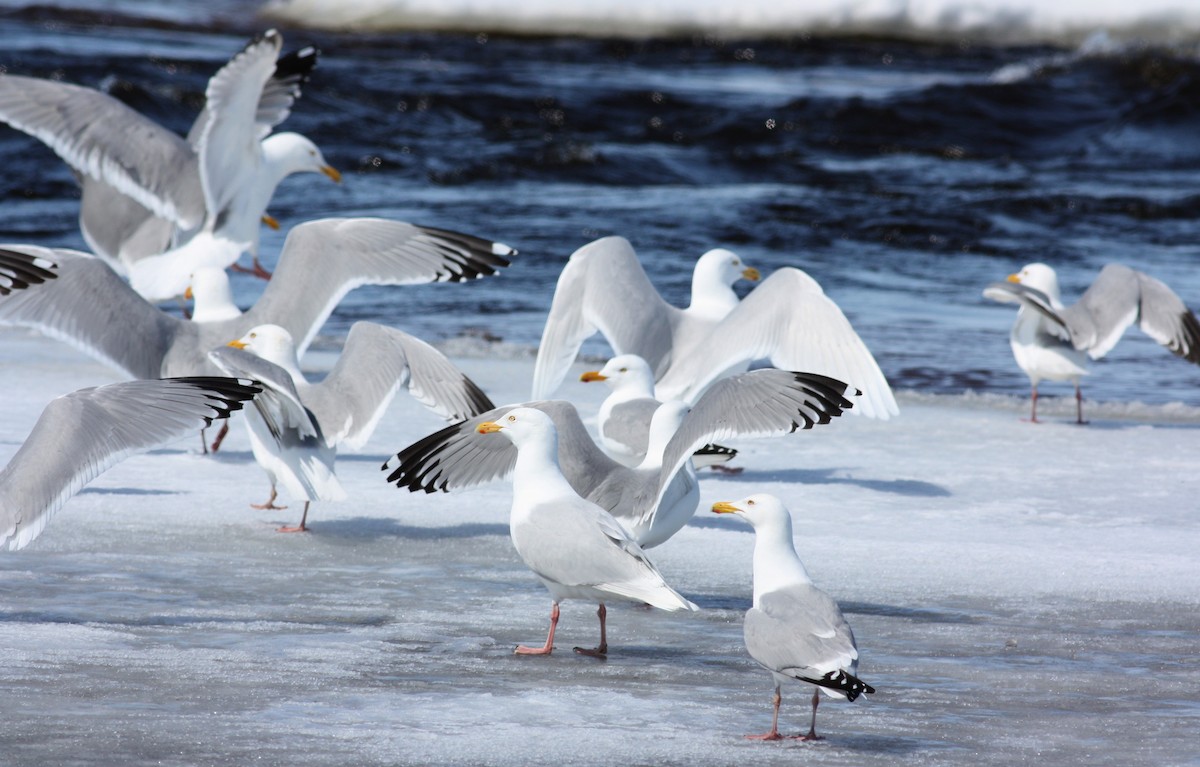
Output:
[0,248,57,295]
[0,217,513,379]
[984,262,1200,423]
[386,370,855,549]
[474,407,697,656]
[531,236,898,419]
[1,377,260,551]
[712,494,875,741]
[0,30,339,298]
[209,322,495,532]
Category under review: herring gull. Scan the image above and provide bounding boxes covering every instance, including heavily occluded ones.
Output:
[983,262,1200,423]
[1,376,260,550]
[712,494,875,740]
[0,216,513,380]
[0,30,339,298]
[209,322,494,532]
[474,406,697,656]
[530,236,897,419]
[385,370,855,549]
[579,353,738,470]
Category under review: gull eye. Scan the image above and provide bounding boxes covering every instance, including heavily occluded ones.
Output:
[507,415,516,422]
[746,499,756,506]
[619,367,628,373]
[249,332,257,339]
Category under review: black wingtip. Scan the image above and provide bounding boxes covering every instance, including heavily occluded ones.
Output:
[0,247,58,295]
[273,45,320,83]
[414,224,515,283]
[168,376,262,425]
[801,669,875,702]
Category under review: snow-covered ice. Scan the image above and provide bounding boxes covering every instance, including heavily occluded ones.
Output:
[1,329,1198,766]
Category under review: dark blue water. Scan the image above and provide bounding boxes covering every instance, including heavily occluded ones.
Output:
[2,2,1200,406]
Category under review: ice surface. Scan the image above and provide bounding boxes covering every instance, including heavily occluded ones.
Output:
[262,0,1200,45]
[1,331,1198,766]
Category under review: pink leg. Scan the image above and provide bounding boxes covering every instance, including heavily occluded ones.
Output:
[251,486,287,511]
[1026,383,1040,423]
[574,603,608,657]
[792,688,824,741]
[746,686,784,741]
[1074,382,1087,425]
[209,422,230,453]
[516,602,559,655]
[277,502,311,533]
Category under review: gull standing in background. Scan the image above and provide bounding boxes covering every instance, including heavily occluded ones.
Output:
[531,236,897,419]
[0,30,340,298]
[210,323,494,532]
[712,494,875,741]
[474,407,697,656]
[1,377,259,550]
[984,262,1200,423]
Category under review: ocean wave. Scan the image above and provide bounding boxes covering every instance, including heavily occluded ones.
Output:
[260,0,1200,45]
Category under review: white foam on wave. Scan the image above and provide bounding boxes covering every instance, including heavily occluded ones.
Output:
[261,0,1200,45]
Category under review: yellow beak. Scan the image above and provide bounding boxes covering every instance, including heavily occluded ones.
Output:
[1006,273,1021,283]
[184,286,193,300]
[477,421,503,434]
[321,165,342,183]
[742,267,761,282]
[227,339,247,349]
[711,501,740,514]
[262,214,281,231]
[580,371,607,382]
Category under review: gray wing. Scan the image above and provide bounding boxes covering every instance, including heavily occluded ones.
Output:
[240,218,514,357]
[745,585,869,698]
[384,400,622,498]
[601,397,661,456]
[0,247,57,294]
[654,268,898,419]
[982,280,1072,340]
[1061,264,1200,363]
[531,237,680,399]
[78,176,174,266]
[0,73,205,228]
[188,42,318,146]
[652,371,855,507]
[193,31,282,222]
[304,321,495,450]
[0,246,179,379]
[0,377,259,550]
[207,347,320,444]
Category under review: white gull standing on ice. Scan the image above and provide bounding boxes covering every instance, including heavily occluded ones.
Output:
[712,493,875,741]
[473,406,697,656]
[983,262,1200,423]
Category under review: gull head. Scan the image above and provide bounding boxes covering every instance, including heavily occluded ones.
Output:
[262,132,341,183]
[712,493,791,532]
[697,248,759,286]
[227,324,297,366]
[476,406,556,447]
[1007,263,1060,298]
[580,354,655,394]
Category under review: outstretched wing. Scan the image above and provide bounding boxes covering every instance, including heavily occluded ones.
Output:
[982,280,1072,340]
[1063,264,1200,363]
[0,73,204,228]
[304,322,495,451]
[0,377,259,550]
[0,246,179,380]
[654,268,897,420]
[0,248,57,294]
[241,218,514,357]
[531,237,679,399]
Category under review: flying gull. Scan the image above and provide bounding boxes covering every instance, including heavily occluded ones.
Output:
[385,370,855,549]
[209,322,494,532]
[0,30,339,298]
[983,262,1200,423]
[1,377,260,550]
[474,406,697,656]
[712,494,875,741]
[530,236,897,419]
[0,216,513,380]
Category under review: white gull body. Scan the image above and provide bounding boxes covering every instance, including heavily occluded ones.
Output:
[712,493,874,741]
